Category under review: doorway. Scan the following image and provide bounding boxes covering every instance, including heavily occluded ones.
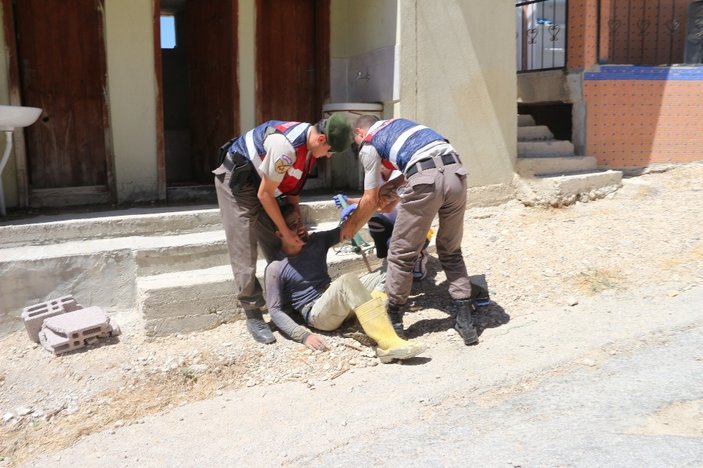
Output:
[255,0,330,190]
[11,0,114,207]
[159,0,239,193]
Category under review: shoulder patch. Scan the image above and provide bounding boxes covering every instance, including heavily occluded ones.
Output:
[274,155,293,174]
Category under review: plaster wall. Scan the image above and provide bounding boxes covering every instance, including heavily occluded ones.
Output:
[398,0,516,186]
[105,0,159,203]
[238,0,255,132]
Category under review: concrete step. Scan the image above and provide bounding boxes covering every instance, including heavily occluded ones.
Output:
[517,125,554,142]
[516,170,623,208]
[0,196,342,248]
[516,156,598,177]
[137,241,382,336]
[0,217,372,336]
[518,140,575,158]
[518,114,536,127]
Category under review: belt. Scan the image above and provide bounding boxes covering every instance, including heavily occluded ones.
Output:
[405,153,461,178]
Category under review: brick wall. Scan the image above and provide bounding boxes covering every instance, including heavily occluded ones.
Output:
[584,66,703,168]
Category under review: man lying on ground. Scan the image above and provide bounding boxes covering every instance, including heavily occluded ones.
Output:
[264,205,426,364]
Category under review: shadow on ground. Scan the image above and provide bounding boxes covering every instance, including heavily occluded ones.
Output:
[405,256,511,338]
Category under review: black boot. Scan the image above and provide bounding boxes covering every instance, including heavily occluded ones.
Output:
[387,302,406,339]
[244,309,276,344]
[452,299,478,345]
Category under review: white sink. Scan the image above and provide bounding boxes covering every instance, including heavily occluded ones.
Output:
[0,104,43,216]
[0,104,42,131]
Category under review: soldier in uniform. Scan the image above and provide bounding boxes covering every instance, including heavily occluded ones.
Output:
[213,115,352,344]
[340,115,478,346]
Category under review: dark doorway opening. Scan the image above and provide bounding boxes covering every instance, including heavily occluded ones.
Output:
[159,0,238,196]
[518,101,573,141]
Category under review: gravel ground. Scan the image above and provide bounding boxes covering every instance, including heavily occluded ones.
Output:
[1,163,702,465]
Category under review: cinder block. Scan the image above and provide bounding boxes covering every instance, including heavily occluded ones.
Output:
[39,307,120,355]
[21,295,83,343]
[39,327,86,355]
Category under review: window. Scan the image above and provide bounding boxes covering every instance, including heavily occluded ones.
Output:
[160,15,176,49]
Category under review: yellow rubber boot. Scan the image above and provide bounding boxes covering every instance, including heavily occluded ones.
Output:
[370,289,387,302]
[354,298,426,364]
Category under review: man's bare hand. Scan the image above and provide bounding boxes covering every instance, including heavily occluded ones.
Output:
[303,334,328,351]
[281,228,304,248]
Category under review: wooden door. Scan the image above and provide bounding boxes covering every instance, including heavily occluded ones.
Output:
[256,0,329,124]
[13,0,113,200]
[184,0,239,183]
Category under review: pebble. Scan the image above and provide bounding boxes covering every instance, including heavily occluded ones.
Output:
[567,297,579,307]
[666,289,680,297]
[15,406,32,416]
[581,358,596,367]
[3,412,15,423]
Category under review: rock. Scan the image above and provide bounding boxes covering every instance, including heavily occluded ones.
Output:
[567,297,579,307]
[3,412,15,423]
[15,406,32,417]
[666,289,680,297]
[582,358,596,367]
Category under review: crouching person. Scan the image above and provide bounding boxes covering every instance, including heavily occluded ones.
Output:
[264,206,426,364]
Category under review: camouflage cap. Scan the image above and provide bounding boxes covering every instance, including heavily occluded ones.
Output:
[325,113,353,153]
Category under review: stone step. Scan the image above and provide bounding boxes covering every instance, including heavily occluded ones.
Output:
[0,218,369,335]
[137,233,383,337]
[516,170,623,208]
[516,156,598,177]
[518,114,536,127]
[517,125,554,142]
[518,140,575,158]
[0,196,343,249]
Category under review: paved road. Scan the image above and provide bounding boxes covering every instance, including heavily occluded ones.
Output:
[27,284,703,467]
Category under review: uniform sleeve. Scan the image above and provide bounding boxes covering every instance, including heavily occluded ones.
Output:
[359,145,382,190]
[259,133,297,185]
[264,261,310,343]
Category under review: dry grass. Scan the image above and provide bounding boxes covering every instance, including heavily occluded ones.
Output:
[572,268,627,294]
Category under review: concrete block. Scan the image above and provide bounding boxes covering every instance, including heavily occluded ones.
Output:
[518,114,536,127]
[21,295,83,343]
[39,306,120,355]
[517,156,598,177]
[39,327,86,355]
[517,126,554,142]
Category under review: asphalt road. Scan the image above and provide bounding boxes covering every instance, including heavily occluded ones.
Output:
[26,283,703,467]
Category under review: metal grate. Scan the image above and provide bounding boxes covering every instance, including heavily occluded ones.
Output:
[598,0,691,65]
[516,0,568,72]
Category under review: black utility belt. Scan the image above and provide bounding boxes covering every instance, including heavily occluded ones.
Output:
[405,152,461,178]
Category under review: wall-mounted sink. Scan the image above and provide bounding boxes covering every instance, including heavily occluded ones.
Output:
[0,104,43,216]
[0,104,42,131]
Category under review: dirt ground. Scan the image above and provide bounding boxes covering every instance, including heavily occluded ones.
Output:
[1,163,702,465]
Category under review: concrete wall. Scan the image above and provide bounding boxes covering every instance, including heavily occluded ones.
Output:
[105,0,159,203]
[330,0,398,107]
[398,0,516,186]
[238,0,256,132]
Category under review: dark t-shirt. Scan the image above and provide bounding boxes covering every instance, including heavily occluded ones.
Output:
[265,227,341,341]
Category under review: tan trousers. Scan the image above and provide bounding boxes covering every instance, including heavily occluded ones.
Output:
[385,157,472,305]
[214,170,280,312]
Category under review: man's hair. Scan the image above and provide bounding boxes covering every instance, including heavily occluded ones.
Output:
[352,114,379,131]
[314,118,327,134]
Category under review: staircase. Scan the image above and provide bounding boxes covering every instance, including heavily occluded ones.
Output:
[0,199,379,339]
[515,114,623,207]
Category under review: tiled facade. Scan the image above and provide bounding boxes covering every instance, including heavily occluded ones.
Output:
[584,67,703,168]
[564,1,702,169]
